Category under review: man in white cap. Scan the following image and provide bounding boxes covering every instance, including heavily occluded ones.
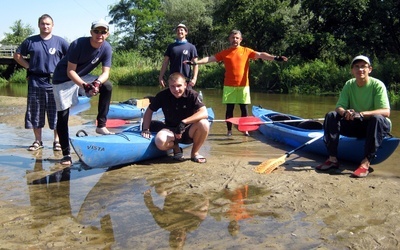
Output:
[52,19,113,165]
[159,23,198,88]
[316,55,391,178]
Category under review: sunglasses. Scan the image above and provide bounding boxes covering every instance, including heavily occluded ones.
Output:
[92,29,108,35]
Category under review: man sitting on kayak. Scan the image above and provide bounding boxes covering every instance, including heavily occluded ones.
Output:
[141,72,209,163]
[316,55,391,178]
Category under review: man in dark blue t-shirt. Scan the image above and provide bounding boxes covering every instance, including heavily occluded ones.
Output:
[14,14,69,152]
[159,24,199,88]
[52,19,113,165]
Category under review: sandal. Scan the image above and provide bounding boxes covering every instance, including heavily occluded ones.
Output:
[53,141,62,151]
[172,147,185,161]
[191,154,207,164]
[28,141,43,151]
[316,160,339,171]
[60,155,72,165]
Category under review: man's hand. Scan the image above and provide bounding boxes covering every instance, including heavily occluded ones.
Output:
[174,121,187,135]
[141,129,151,139]
[183,60,197,65]
[353,112,364,121]
[91,80,101,95]
[82,83,93,93]
[343,109,363,121]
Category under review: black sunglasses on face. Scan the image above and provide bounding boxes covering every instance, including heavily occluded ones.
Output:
[92,29,108,35]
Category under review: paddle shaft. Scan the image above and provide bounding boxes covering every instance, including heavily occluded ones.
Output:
[212,118,324,124]
[286,134,324,157]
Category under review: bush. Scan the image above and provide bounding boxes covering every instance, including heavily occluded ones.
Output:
[8,69,26,83]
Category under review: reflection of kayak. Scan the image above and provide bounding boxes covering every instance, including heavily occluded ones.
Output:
[70,108,214,168]
[70,96,91,115]
[252,106,399,165]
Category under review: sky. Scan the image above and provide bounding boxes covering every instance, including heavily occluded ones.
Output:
[0,0,118,43]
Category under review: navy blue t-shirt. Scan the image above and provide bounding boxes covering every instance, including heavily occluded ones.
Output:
[16,34,69,88]
[165,41,198,79]
[52,37,112,84]
[149,88,204,127]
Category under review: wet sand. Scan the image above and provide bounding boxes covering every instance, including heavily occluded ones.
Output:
[1,96,400,249]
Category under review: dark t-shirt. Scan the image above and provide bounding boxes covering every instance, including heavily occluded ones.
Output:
[149,88,204,127]
[16,34,69,88]
[165,41,198,79]
[52,37,112,84]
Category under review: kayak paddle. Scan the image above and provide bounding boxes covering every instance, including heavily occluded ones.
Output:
[213,116,324,132]
[254,133,324,174]
[105,119,141,128]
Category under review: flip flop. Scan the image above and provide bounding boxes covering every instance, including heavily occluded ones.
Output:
[172,147,185,161]
[191,155,207,164]
[28,141,43,151]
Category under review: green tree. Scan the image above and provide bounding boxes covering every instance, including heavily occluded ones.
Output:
[299,0,400,63]
[108,0,165,57]
[1,20,34,45]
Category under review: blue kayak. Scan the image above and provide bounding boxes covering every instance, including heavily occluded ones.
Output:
[252,106,399,165]
[70,96,91,115]
[107,103,143,119]
[70,108,214,168]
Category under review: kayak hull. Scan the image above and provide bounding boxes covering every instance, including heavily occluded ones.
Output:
[252,106,399,165]
[70,108,214,168]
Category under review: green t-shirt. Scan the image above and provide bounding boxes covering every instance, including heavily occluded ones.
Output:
[336,77,390,111]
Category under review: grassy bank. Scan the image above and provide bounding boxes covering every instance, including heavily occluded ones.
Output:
[3,50,400,104]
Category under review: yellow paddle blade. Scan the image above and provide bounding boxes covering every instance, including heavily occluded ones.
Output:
[254,154,287,174]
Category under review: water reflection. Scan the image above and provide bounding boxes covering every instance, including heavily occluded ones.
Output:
[144,189,209,249]
[210,185,278,238]
[26,151,72,229]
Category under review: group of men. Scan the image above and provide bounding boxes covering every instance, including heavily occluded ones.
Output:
[15,15,392,177]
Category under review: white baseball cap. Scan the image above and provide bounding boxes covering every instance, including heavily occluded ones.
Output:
[351,55,371,66]
[91,19,109,30]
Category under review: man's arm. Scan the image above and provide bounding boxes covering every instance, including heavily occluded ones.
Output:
[254,52,288,62]
[141,108,155,139]
[188,58,199,87]
[336,106,390,120]
[196,56,217,65]
[159,56,169,87]
[13,53,29,70]
[181,106,208,124]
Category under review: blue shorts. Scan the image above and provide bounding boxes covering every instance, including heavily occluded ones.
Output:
[25,84,57,129]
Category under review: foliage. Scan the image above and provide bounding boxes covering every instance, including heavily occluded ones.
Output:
[8,69,27,84]
[108,0,165,58]
[0,20,34,45]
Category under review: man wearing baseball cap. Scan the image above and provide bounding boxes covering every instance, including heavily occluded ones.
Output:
[52,19,113,165]
[159,23,198,88]
[316,55,391,178]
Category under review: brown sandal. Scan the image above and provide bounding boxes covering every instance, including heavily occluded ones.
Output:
[53,141,62,151]
[28,141,43,151]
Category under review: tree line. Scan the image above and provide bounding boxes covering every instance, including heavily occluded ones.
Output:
[2,0,400,102]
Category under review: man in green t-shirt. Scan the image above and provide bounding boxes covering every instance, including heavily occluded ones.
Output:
[316,55,391,178]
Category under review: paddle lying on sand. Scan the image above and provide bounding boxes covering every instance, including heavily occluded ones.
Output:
[254,133,324,174]
[214,116,324,132]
